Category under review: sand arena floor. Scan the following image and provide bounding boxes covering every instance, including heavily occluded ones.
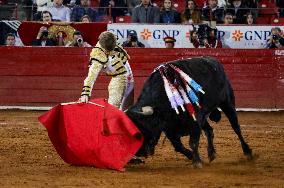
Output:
[0,110,283,187]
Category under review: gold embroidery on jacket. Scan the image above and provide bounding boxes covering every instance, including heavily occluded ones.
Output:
[81,43,130,97]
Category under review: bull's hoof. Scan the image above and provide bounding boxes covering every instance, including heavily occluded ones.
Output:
[208,152,216,162]
[245,152,254,161]
[246,154,253,161]
[193,162,203,169]
[244,149,253,160]
[128,157,145,165]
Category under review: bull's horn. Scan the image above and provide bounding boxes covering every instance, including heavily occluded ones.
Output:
[141,106,154,116]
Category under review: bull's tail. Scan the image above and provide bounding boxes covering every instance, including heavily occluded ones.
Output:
[209,108,221,122]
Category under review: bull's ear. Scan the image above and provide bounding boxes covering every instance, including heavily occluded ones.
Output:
[141,106,154,116]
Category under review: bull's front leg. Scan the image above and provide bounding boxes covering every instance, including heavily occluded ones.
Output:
[203,120,216,162]
[166,133,193,160]
[189,123,202,168]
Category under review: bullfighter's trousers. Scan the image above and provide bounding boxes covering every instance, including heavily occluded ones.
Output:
[108,74,134,111]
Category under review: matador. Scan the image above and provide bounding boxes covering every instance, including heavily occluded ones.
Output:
[79,31,134,110]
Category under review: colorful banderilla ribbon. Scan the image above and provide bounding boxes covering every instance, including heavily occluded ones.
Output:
[159,68,185,114]
[178,86,196,121]
[169,64,205,94]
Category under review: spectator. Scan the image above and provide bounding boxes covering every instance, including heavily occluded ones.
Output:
[266,27,284,49]
[23,0,34,21]
[5,33,16,46]
[226,0,248,24]
[122,30,145,48]
[65,30,92,47]
[204,27,222,48]
[127,0,141,14]
[202,0,224,23]
[110,0,128,22]
[32,26,56,46]
[190,29,200,48]
[245,11,255,25]
[63,0,79,6]
[42,10,53,23]
[132,0,160,23]
[34,0,53,21]
[243,0,257,9]
[47,0,71,22]
[223,12,233,24]
[55,32,65,46]
[181,0,202,24]
[277,0,284,17]
[218,0,228,7]
[99,0,128,22]
[190,26,222,48]
[36,0,52,12]
[163,36,176,48]
[201,0,228,7]
[80,14,91,22]
[160,0,181,23]
[71,0,97,22]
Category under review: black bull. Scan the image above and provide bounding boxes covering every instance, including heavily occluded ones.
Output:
[126,57,253,168]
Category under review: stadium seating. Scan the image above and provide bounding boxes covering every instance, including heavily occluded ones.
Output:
[90,0,99,8]
[256,0,279,24]
[256,16,272,24]
[99,15,113,23]
[173,1,186,13]
[258,0,278,16]
[152,0,162,7]
[152,0,186,13]
[115,16,132,23]
[255,15,284,24]
[271,17,284,24]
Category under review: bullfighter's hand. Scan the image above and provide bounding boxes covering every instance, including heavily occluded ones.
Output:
[79,95,89,103]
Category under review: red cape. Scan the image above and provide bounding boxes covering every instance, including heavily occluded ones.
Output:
[38,99,143,171]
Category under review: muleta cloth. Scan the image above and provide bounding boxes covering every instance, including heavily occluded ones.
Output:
[38,98,143,171]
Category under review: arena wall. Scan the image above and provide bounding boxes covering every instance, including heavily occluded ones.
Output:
[0,47,283,109]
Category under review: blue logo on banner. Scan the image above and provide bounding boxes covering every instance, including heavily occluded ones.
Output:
[245,31,271,41]
[152,30,180,39]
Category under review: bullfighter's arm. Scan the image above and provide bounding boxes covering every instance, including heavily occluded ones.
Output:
[81,48,108,97]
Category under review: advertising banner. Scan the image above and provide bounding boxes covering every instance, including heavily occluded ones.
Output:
[108,24,284,48]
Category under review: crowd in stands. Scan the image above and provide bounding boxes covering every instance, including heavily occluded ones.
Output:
[0,0,284,48]
[0,0,283,24]
[266,26,284,48]
[122,30,145,47]
[5,32,16,46]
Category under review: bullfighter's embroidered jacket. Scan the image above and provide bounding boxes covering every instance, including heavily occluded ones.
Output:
[81,42,133,108]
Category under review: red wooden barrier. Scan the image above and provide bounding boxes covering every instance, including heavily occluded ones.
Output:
[0,47,283,109]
